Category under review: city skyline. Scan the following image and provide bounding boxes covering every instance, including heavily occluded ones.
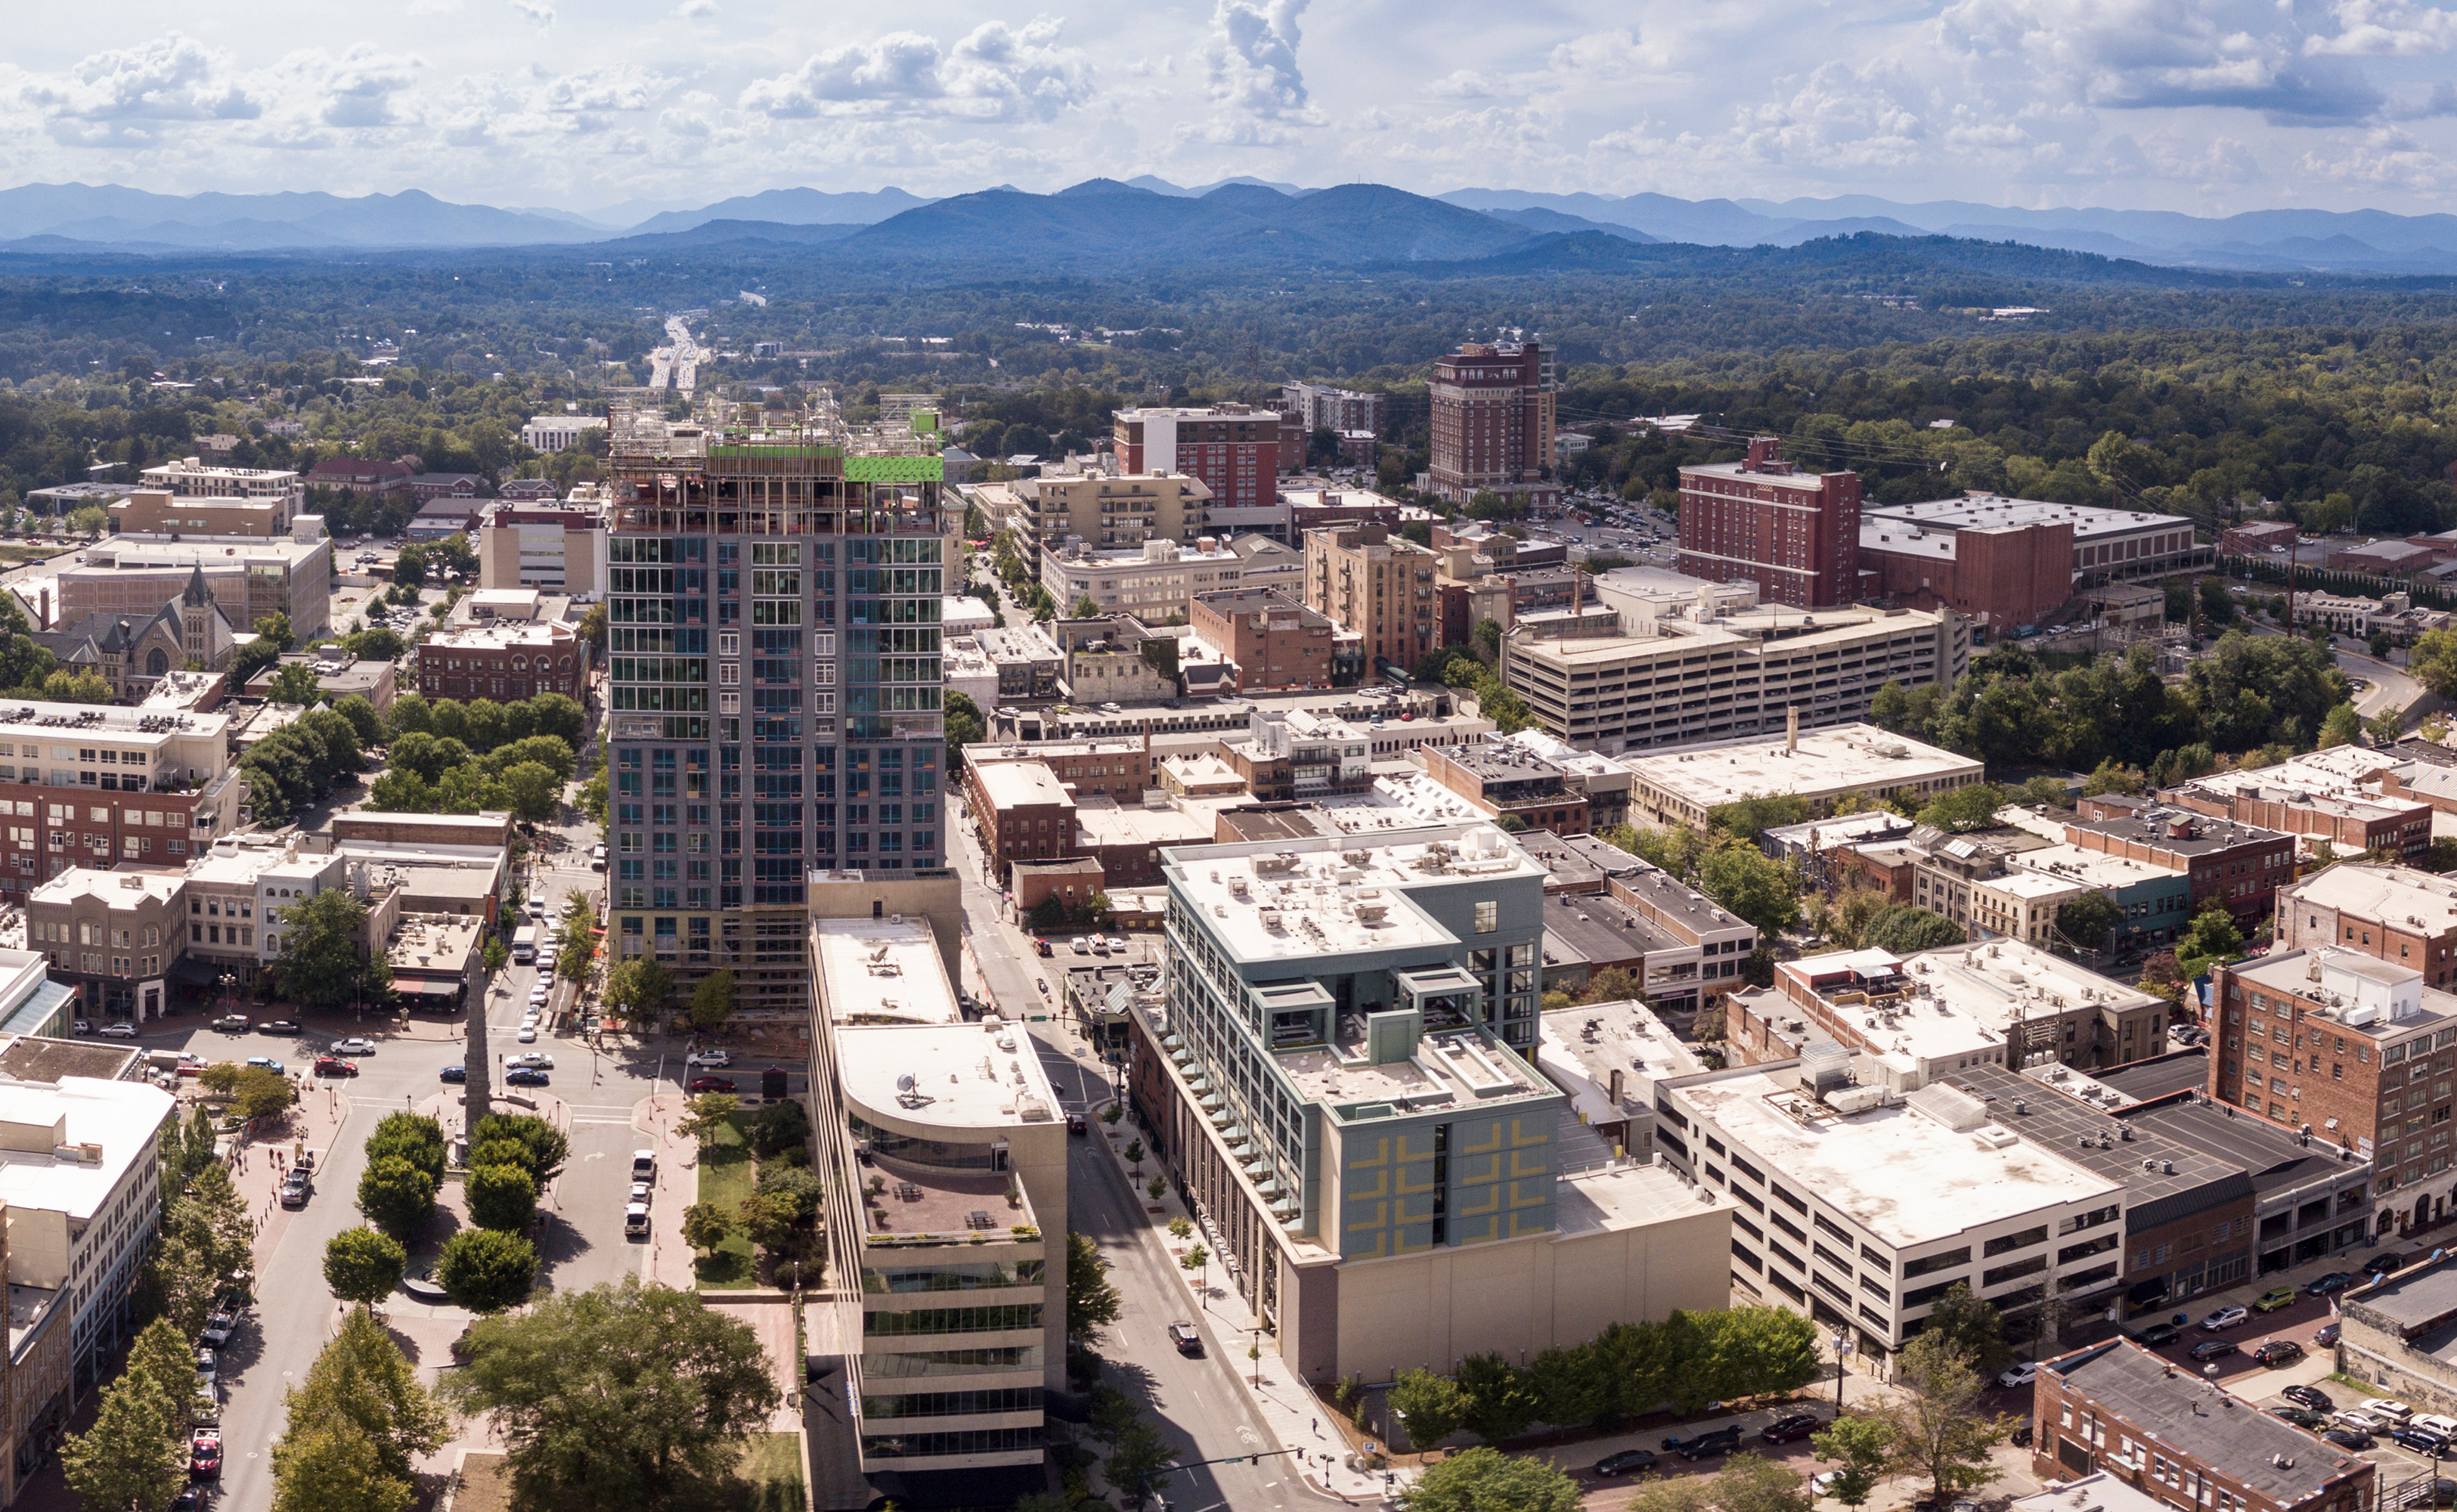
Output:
[11,2,2457,220]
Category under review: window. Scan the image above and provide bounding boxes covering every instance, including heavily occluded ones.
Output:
[1473,900,1498,933]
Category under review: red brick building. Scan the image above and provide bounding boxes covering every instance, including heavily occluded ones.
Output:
[2068,798,2297,927]
[2274,863,2457,988]
[0,701,246,901]
[416,621,585,702]
[1188,589,1334,694]
[1857,516,2074,631]
[1111,405,1280,513]
[1424,342,1557,507]
[962,758,1077,888]
[1675,438,1863,609]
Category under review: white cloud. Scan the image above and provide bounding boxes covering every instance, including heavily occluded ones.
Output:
[2306,0,2457,55]
[510,0,555,29]
[15,35,259,131]
[676,0,717,15]
[741,18,1089,121]
[1204,0,1314,119]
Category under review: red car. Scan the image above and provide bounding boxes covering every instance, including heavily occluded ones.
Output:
[190,1429,222,1479]
[689,1076,736,1093]
[313,1057,358,1077]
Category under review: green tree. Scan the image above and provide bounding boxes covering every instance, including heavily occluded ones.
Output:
[234,1064,296,1121]
[1455,1352,1540,1443]
[255,612,297,652]
[675,1092,740,1144]
[1102,1421,1182,1509]
[1070,592,1102,618]
[1914,1283,2012,1374]
[277,1306,448,1490]
[497,761,562,823]
[2195,577,2236,625]
[1396,1445,1582,1512]
[356,1156,438,1241]
[1811,1415,1894,1510]
[466,1163,538,1234]
[605,956,676,1028]
[2412,627,2457,699]
[2319,702,2364,749]
[1914,782,2007,832]
[1860,905,1968,954]
[437,1275,780,1508]
[736,1191,804,1256]
[60,1364,185,1512]
[689,968,736,1032]
[482,937,509,971]
[270,1424,412,1512]
[1709,795,1814,844]
[1871,1332,2015,1504]
[748,1098,813,1160]
[2079,760,2146,797]
[681,1202,734,1257]
[364,1112,448,1182]
[273,888,389,1009]
[2015,774,2070,807]
[466,1114,569,1182]
[435,1229,538,1314]
[267,662,322,705]
[1390,1366,1472,1447]
[67,503,110,538]
[2175,902,2246,980]
[1067,1229,1123,1343]
[2056,891,2125,950]
[392,546,429,590]
[1699,841,1801,936]
[324,1226,409,1309]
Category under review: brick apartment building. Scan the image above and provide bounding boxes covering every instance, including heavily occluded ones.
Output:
[305,457,414,497]
[2032,1337,2376,1512]
[1422,742,1591,835]
[2168,780,2431,864]
[1188,589,1335,694]
[1676,438,1864,608]
[2067,798,2297,926]
[0,702,244,906]
[965,758,1076,887]
[2275,863,2457,987]
[1424,342,1557,507]
[965,735,1156,807]
[1111,405,1280,513]
[1303,522,1436,672]
[416,620,586,703]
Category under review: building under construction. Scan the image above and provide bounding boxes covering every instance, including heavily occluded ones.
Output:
[603,398,951,1015]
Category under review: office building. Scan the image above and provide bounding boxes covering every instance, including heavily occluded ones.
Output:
[1424,342,1557,507]
[53,532,334,642]
[2064,798,2297,927]
[1039,538,1243,624]
[108,488,290,540]
[1533,999,1705,1162]
[1675,438,1862,609]
[2031,1340,2373,1512]
[1723,941,2170,1092]
[1864,495,2210,590]
[1504,603,1969,754]
[520,413,607,452]
[1659,1061,2124,1362]
[1623,720,1982,830]
[1129,824,1734,1381]
[479,501,610,596]
[1111,407,1279,515]
[2276,863,2457,987]
[1303,522,1436,672]
[135,457,302,520]
[2210,945,2457,1238]
[1422,742,1589,835]
[243,650,398,711]
[804,909,1064,1489]
[2338,1254,2457,1418]
[1188,589,1335,695]
[602,401,950,1015]
[1281,382,1386,440]
[1047,617,1175,704]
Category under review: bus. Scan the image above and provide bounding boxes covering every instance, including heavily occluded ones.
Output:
[512,925,540,965]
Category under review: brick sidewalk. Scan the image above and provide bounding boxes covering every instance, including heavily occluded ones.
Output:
[222,1077,356,1272]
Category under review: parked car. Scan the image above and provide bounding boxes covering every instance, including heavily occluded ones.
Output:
[590,844,607,869]
[71,1019,89,1034]
[632,1150,655,1179]
[2202,1305,2250,1331]
[257,1021,301,1035]
[2335,1410,2385,1433]
[2254,1285,2299,1312]
[2323,1429,2375,1451]
[438,1064,466,1083]
[312,1057,358,1077]
[686,1049,731,1067]
[197,1312,236,1349]
[244,1056,284,1074]
[1168,1321,1203,1355]
[189,1429,221,1480]
[629,1182,652,1207]
[624,1204,649,1239]
[278,1170,311,1208]
[2273,1407,2328,1430]
[506,1067,550,1087]
[1999,1362,2040,1388]
[1664,1426,1746,1461]
[331,1038,376,1055]
[516,1026,538,1043]
[2254,1341,2304,1367]
[2135,1322,2183,1347]
[688,1076,735,1093]
[2394,1427,2455,1455]
[1760,1414,1821,1443]
[2307,1272,2356,1297]
[2284,1384,2335,1411]
[506,1053,553,1070]
[193,1347,217,1387]
[212,1014,249,1031]
[2412,1413,2457,1439]
[100,1022,136,1040]
[1595,1449,1659,1476]
[2189,1339,2239,1362]
[2366,1399,2415,1421]
[2365,1250,2409,1276]
[2315,1321,2343,1346]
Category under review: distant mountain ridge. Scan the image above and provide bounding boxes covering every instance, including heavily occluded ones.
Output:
[5,176,2457,272]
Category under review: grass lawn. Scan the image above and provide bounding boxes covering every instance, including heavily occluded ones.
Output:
[736,1433,807,1512]
[695,1112,758,1289]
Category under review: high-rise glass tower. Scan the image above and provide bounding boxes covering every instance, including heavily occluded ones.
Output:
[604,399,948,1010]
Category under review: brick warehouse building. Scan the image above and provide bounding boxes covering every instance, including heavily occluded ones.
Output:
[1424,341,1557,507]
[1111,404,1281,514]
[1188,588,1336,694]
[1856,512,2074,633]
[416,620,587,703]
[1675,438,1862,608]
[2067,797,2297,928]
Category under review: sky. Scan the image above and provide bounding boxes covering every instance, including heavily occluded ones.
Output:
[9,0,2457,222]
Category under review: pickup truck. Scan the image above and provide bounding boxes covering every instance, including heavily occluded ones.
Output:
[1661,1425,1745,1461]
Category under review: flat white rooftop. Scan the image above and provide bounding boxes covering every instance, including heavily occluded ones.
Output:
[0,1077,174,1221]
[2181,745,2408,806]
[974,761,1072,811]
[813,918,961,1027]
[2286,863,2457,935]
[1538,1000,1704,1124]
[1555,1156,1729,1235]
[1170,824,1543,963]
[1314,773,1486,833]
[836,1021,1061,1132]
[1673,1068,2122,1248]
[0,701,228,745]
[2012,843,2183,891]
[1511,604,1947,669]
[1864,494,2195,541]
[1624,723,1981,809]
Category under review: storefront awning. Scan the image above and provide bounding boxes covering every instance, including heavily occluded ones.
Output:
[393,979,464,999]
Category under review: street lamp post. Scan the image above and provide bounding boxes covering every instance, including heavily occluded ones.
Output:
[1833,1331,1854,1411]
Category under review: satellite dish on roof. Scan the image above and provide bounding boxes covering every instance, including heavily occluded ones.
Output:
[896,1074,916,1092]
